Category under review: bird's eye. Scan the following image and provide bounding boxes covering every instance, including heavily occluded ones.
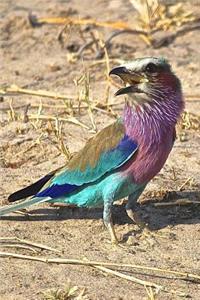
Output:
[145,63,158,73]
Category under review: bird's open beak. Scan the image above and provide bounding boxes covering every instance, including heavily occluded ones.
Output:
[109,66,148,96]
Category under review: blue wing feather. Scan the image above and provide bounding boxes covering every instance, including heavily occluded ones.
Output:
[36,183,79,198]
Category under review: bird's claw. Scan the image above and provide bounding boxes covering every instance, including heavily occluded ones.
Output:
[126,208,147,228]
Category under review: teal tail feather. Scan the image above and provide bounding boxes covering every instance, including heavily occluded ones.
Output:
[0,197,50,216]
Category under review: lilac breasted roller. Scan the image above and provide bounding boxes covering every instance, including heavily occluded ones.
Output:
[0,57,184,244]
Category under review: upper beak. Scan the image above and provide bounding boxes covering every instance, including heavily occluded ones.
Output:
[109,66,128,76]
[109,66,146,96]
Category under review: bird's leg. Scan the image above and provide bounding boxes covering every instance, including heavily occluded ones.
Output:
[103,201,118,245]
[126,207,146,229]
[126,199,155,245]
[126,185,147,230]
[126,189,162,245]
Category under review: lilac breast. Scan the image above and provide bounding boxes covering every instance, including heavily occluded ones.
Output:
[121,102,179,184]
[122,130,174,184]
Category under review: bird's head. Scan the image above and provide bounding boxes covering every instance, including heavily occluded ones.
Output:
[109,57,182,107]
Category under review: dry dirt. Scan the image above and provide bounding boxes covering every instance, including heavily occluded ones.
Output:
[0,1,200,299]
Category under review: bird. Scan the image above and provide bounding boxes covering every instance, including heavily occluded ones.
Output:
[0,57,184,244]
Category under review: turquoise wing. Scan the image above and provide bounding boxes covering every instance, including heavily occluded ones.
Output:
[36,120,138,198]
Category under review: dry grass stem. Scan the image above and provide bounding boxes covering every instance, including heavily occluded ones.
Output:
[0,244,39,253]
[145,286,157,300]
[82,72,97,131]
[186,94,200,100]
[0,251,192,296]
[178,177,192,191]
[29,14,133,30]
[154,199,200,207]
[31,102,118,118]
[0,251,47,262]
[28,114,90,129]
[0,85,75,101]
[2,101,123,114]
[0,237,61,253]
[94,265,162,291]
[103,44,111,104]
[74,72,97,131]
[53,119,73,160]
[8,98,18,121]
[1,251,200,282]
[88,58,124,68]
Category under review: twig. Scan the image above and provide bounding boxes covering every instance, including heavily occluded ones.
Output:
[82,72,97,131]
[88,58,124,67]
[0,103,94,113]
[0,251,46,262]
[8,98,16,121]
[1,251,199,282]
[178,177,192,191]
[57,23,69,46]
[0,244,38,253]
[145,286,156,300]
[76,40,95,58]
[96,29,152,59]
[37,258,200,282]
[153,20,200,48]
[0,251,193,296]
[94,265,162,290]
[27,114,90,129]
[154,199,200,207]
[1,101,121,120]
[28,13,133,30]
[0,100,124,111]
[0,237,61,253]
[103,44,111,104]
[0,85,75,100]
[185,94,200,100]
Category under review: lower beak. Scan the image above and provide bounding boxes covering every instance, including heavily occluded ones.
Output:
[115,86,141,96]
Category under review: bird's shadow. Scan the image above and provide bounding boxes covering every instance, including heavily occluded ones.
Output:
[1,190,200,231]
[138,189,200,231]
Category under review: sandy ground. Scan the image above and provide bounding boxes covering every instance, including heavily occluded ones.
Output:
[0,1,200,299]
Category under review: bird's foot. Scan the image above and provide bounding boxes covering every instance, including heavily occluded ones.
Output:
[104,237,131,251]
[103,222,130,250]
[107,223,119,245]
[126,209,162,247]
[103,225,136,252]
